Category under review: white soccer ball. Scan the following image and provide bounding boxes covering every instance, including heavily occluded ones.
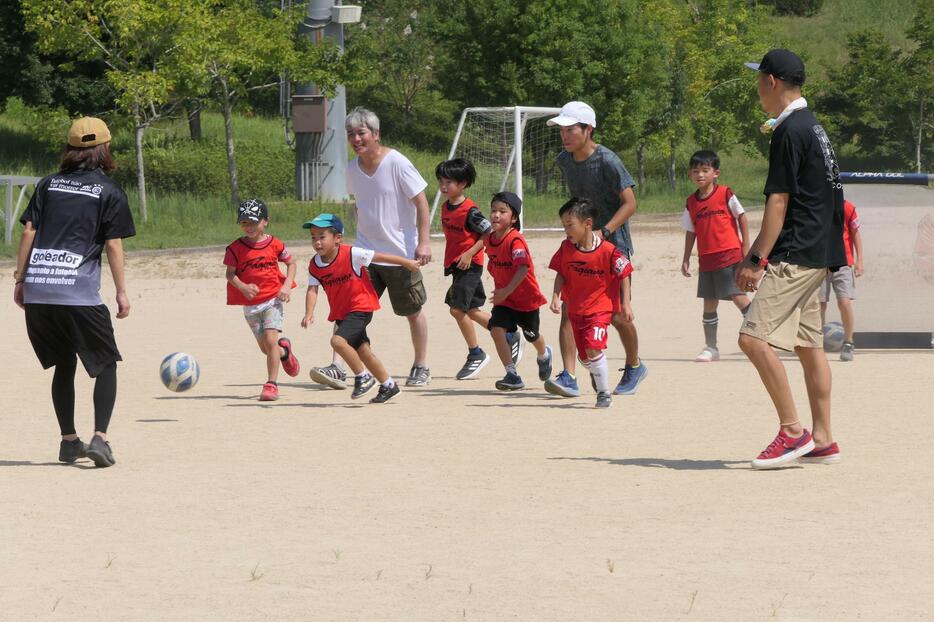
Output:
[822,322,845,352]
[159,352,200,392]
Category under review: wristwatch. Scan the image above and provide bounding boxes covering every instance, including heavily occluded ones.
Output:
[748,252,768,268]
[600,227,612,240]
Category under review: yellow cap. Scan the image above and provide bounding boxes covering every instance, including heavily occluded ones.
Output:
[67,117,112,148]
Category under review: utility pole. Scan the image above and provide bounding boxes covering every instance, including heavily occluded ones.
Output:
[292,0,361,201]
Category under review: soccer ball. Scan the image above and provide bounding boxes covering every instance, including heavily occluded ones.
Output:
[822,322,845,352]
[160,352,200,392]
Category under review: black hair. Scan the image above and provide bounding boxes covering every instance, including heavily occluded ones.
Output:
[490,191,522,231]
[689,150,720,169]
[558,197,596,223]
[435,158,476,186]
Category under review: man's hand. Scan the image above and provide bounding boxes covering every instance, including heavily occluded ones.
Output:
[735,263,764,293]
[854,262,864,277]
[415,242,432,266]
[115,291,131,319]
[13,282,24,309]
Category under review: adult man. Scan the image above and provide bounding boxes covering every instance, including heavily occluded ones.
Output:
[737,49,847,469]
[543,101,647,397]
[13,117,134,468]
[309,107,433,387]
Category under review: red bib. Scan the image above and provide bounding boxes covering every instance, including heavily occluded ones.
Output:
[485,229,546,311]
[686,185,743,271]
[549,237,632,316]
[224,236,294,306]
[308,245,380,321]
[442,198,484,268]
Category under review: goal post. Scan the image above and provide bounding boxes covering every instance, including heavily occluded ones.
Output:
[429,106,564,232]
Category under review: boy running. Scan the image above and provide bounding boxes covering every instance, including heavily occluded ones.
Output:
[301,213,419,404]
[549,198,633,408]
[479,192,553,390]
[224,199,301,401]
[819,199,863,361]
[680,150,751,362]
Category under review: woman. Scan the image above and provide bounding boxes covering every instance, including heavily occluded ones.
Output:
[13,117,135,468]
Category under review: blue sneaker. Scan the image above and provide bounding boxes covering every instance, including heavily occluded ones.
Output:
[544,370,580,397]
[506,330,522,365]
[537,345,553,381]
[614,361,648,395]
[495,371,525,391]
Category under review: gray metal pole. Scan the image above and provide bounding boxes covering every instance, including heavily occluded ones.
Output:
[295,0,351,202]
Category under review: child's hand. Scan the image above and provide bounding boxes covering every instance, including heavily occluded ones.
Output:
[277,287,291,302]
[681,260,691,277]
[618,303,634,323]
[456,253,472,270]
[404,259,421,273]
[549,294,561,314]
[489,289,507,305]
[240,282,260,300]
[855,261,864,277]
[301,314,314,328]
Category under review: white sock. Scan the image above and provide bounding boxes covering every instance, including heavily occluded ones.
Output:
[589,353,609,393]
[356,371,370,379]
[505,363,517,375]
[382,377,396,388]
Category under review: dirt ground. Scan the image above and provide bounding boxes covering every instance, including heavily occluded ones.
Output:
[1,185,932,621]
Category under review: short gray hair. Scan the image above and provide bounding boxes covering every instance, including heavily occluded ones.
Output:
[345,107,380,133]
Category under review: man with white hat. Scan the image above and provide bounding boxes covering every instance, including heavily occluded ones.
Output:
[544,101,647,398]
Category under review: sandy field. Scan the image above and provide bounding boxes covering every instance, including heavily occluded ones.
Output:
[1,185,932,621]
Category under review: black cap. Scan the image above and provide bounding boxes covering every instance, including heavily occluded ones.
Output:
[238,199,268,223]
[491,191,522,231]
[745,49,806,86]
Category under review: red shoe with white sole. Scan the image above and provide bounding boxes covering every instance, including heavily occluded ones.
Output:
[799,442,841,465]
[751,428,815,470]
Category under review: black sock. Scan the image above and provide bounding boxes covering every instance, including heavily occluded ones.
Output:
[52,356,78,436]
[93,363,117,434]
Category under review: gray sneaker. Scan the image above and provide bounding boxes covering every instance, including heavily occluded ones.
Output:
[351,373,377,399]
[456,350,490,380]
[59,438,88,463]
[309,364,347,389]
[86,436,116,468]
[840,342,854,362]
[406,364,431,386]
[495,371,525,391]
[595,391,613,408]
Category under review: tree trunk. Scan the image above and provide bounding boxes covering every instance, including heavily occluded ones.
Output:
[220,79,240,209]
[636,141,646,188]
[187,102,202,141]
[133,107,148,223]
[917,99,924,174]
[667,138,677,191]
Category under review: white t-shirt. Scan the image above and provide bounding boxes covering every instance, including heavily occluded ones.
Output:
[307,246,375,287]
[347,149,427,264]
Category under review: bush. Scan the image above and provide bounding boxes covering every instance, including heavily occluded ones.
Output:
[762,0,824,17]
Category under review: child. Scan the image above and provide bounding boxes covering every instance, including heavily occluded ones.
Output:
[224,199,300,401]
[679,150,751,362]
[475,192,553,390]
[301,213,419,403]
[549,198,633,408]
[436,158,496,379]
[819,198,863,361]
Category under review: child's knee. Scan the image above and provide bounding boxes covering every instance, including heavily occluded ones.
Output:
[449,306,465,319]
[330,334,347,350]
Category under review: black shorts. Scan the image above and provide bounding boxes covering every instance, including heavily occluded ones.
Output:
[25,304,122,377]
[368,264,427,316]
[334,311,373,349]
[444,264,486,312]
[489,305,541,342]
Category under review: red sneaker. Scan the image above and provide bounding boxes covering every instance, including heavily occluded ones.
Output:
[278,337,300,377]
[800,442,841,465]
[751,428,815,470]
[259,382,279,401]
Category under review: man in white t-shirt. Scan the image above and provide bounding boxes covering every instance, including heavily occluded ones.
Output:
[308,107,433,388]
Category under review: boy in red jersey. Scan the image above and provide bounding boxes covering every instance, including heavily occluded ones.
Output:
[301,213,419,403]
[680,150,751,362]
[224,199,301,401]
[476,192,553,391]
[436,158,496,379]
[819,199,863,361]
[549,198,633,408]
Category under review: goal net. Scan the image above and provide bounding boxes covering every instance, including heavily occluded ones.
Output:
[430,106,566,232]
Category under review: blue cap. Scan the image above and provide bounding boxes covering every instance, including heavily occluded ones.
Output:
[302,213,344,233]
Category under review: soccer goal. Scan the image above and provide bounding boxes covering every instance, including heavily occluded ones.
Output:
[429,106,566,232]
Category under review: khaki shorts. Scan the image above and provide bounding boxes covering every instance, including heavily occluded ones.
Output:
[368,263,427,316]
[740,262,828,351]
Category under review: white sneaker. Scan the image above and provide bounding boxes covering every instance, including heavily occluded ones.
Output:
[695,346,720,362]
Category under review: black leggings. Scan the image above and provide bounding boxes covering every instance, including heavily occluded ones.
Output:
[51,356,117,435]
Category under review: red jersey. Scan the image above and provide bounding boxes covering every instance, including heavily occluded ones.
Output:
[842,200,860,266]
[307,245,381,321]
[442,198,484,268]
[485,228,547,312]
[224,235,294,306]
[549,235,632,315]
[683,185,744,272]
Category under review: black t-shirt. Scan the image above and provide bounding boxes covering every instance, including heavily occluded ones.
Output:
[764,108,846,269]
[20,168,135,306]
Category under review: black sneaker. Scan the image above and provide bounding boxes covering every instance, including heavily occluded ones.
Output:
[351,373,377,400]
[495,371,525,391]
[506,331,523,365]
[536,345,553,381]
[456,350,491,380]
[86,436,116,468]
[309,364,347,389]
[370,382,401,403]
[58,438,88,463]
[405,364,431,386]
[595,391,612,409]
